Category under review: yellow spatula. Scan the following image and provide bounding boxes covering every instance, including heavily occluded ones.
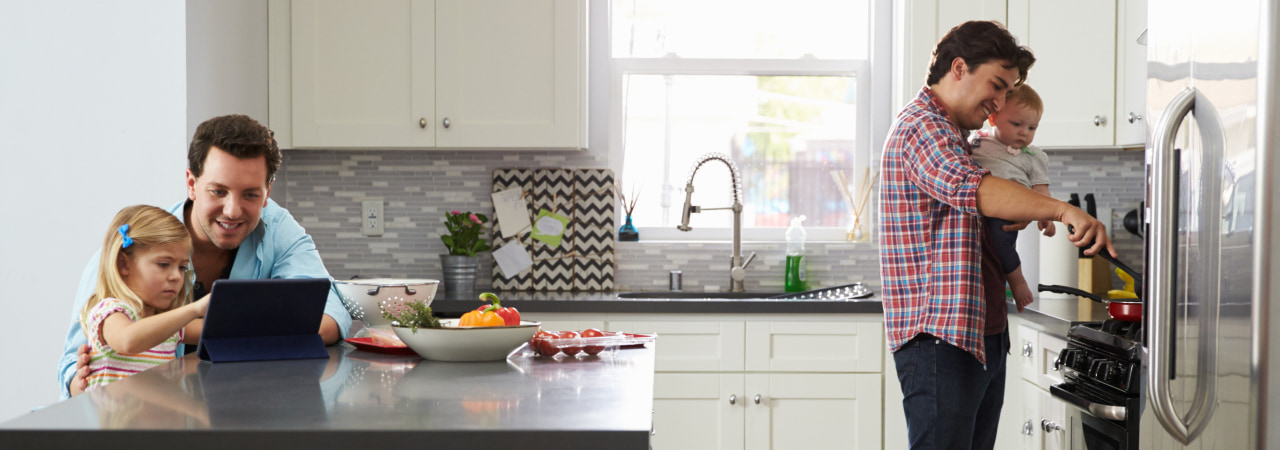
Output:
[1108,267,1139,299]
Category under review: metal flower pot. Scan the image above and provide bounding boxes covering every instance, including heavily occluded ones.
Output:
[440,254,479,299]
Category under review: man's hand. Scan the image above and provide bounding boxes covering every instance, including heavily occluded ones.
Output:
[68,344,90,396]
[1060,207,1116,257]
[319,314,341,345]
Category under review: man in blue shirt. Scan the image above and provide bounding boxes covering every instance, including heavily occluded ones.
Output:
[57,115,352,398]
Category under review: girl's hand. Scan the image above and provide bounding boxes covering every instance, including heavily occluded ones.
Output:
[191,294,211,318]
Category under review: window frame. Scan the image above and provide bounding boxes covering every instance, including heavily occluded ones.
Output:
[605,3,884,243]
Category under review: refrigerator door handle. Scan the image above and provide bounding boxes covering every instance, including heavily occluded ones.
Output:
[1148,86,1216,445]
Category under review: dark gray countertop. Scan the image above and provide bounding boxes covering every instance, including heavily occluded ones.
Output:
[1,345,655,450]
[429,290,884,315]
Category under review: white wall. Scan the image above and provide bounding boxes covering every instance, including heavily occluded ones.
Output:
[0,1,188,422]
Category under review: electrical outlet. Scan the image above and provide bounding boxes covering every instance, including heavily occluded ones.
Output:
[361,199,384,237]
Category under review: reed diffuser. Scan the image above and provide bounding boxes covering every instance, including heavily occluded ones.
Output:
[617,181,641,241]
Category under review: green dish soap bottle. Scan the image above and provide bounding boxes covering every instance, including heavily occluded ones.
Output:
[785,216,807,293]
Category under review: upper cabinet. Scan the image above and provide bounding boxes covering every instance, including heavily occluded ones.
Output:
[895,0,1007,112]
[896,0,1146,149]
[1114,0,1147,147]
[270,0,587,150]
[1007,0,1116,148]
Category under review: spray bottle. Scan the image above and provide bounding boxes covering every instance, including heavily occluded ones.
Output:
[785,215,807,292]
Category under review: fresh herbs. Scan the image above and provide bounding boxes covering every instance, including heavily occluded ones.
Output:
[381,301,440,333]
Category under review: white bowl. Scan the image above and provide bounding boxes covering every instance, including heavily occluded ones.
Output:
[393,319,541,362]
[333,278,439,327]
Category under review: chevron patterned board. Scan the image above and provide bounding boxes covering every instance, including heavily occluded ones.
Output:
[491,168,615,291]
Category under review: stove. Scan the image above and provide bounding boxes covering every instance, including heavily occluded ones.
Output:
[1050,319,1143,449]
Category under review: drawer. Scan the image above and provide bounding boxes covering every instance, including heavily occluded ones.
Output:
[744,321,883,373]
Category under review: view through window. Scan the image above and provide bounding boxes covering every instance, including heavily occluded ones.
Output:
[612,0,873,237]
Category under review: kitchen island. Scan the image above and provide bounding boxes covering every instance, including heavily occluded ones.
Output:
[0,345,655,450]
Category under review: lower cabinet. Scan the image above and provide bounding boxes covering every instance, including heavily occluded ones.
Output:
[649,372,880,450]
[608,314,884,450]
[1003,318,1074,450]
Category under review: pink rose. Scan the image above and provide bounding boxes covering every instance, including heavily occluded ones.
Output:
[451,210,462,215]
[469,213,481,224]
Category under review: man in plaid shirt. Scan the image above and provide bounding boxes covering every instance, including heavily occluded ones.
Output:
[880,21,1115,450]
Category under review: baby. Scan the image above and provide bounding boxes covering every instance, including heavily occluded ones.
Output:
[970,84,1056,311]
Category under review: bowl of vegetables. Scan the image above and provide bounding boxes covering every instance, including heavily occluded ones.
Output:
[387,293,539,362]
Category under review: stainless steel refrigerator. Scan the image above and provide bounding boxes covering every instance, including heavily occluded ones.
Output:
[1140,0,1279,448]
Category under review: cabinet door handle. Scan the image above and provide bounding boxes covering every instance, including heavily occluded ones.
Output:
[442,118,451,129]
[1041,418,1063,433]
[1094,115,1108,126]
[1022,342,1033,358]
[1022,420,1034,435]
[754,394,762,405]
[1128,112,1144,123]
[419,117,427,128]
[729,394,736,405]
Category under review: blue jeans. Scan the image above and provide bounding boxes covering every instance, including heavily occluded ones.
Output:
[893,330,1010,450]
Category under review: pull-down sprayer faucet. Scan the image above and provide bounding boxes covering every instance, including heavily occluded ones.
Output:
[677,153,757,292]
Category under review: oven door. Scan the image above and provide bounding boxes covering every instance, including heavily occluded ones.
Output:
[1051,382,1138,450]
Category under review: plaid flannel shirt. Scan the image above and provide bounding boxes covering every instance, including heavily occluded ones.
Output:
[879,87,993,365]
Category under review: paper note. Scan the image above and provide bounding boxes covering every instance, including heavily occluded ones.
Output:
[491,188,531,238]
[493,239,533,278]
[531,209,570,248]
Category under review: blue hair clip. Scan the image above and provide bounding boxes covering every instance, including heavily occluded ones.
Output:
[118,224,134,249]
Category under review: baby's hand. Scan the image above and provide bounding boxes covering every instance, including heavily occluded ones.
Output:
[1038,220,1057,237]
[1011,283,1034,313]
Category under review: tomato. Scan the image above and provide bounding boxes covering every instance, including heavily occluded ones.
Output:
[580,328,605,355]
[531,330,558,356]
[557,330,582,356]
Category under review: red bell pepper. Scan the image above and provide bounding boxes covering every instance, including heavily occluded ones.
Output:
[477,292,520,326]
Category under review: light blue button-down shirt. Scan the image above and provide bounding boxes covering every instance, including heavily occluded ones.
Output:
[56,199,352,399]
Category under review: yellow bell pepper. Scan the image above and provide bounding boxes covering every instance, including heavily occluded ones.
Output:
[459,309,505,327]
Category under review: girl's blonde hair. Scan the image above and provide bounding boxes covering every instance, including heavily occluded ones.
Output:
[80,205,194,337]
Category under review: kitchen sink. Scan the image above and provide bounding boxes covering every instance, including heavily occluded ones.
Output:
[615,291,785,300]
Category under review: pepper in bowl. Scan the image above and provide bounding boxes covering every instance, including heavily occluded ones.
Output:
[460,292,520,327]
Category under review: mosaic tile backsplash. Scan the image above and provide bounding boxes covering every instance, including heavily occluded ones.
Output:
[278,149,1145,294]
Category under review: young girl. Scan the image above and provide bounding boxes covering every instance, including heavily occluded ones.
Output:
[80,205,208,392]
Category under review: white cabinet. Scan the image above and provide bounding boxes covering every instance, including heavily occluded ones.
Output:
[898,1,1146,149]
[272,0,587,150]
[1115,0,1148,147]
[1007,0,1117,148]
[1005,320,1074,450]
[609,314,883,450]
[745,373,881,450]
[289,0,434,148]
[895,0,1007,111]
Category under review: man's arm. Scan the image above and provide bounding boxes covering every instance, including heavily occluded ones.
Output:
[976,175,1115,257]
[260,203,353,343]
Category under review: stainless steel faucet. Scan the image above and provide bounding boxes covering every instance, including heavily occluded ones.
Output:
[677,153,757,292]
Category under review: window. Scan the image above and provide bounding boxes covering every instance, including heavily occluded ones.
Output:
[610,0,881,241]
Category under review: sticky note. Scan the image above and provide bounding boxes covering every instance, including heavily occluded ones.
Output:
[493,239,533,278]
[531,209,570,248]
[491,188,531,238]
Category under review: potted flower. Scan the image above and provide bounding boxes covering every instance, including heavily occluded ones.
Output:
[440,210,491,298]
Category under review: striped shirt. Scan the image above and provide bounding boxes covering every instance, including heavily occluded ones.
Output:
[84,298,182,391]
[879,87,993,365]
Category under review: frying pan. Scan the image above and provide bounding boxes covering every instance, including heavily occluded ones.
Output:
[1038,283,1143,321]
